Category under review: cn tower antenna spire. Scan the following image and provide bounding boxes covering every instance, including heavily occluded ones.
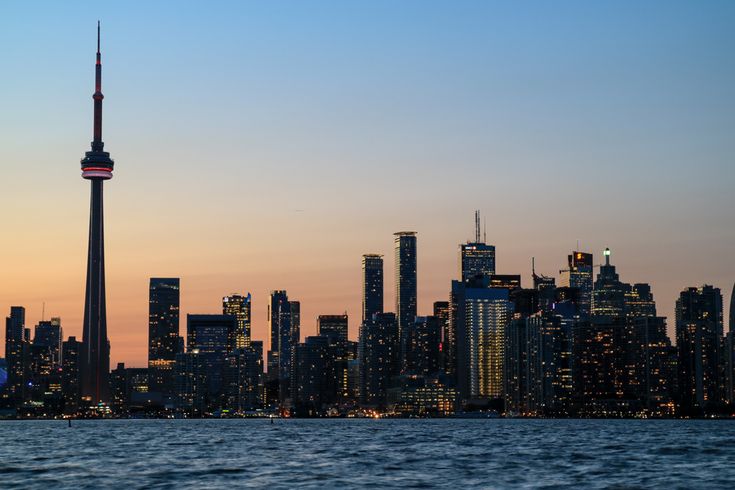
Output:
[92,21,104,151]
[79,21,114,403]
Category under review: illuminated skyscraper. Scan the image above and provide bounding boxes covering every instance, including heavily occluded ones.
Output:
[467,291,512,399]
[317,315,348,342]
[676,285,724,414]
[33,318,62,367]
[294,335,334,415]
[460,212,495,281]
[560,251,593,317]
[453,280,512,400]
[290,301,301,347]
[591,248,627,318]
[317,315,350,400]
[80,24,114,403]
[62,336,81,414]
[148,278,181,395]
[362,254,384,322]
[504,309,573,416]
[629,316,675,416]
[358,313,399,407]
[460,243,496,282]
[394,232,417,361]
[4,306,27,403]
[223,293,252,348]
[187,314,238,409]
[433,301,450,374]
[267,291,296,402]
[402,316,442,376]
[625,283,657,319]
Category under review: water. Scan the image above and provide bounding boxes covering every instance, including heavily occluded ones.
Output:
[1,419,734,488]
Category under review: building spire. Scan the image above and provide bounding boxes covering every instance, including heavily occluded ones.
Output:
[92,21,104,151]
[81,21,113,180]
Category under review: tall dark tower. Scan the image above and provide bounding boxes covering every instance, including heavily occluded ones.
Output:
[394,231,417,366]
[80,22,114,404]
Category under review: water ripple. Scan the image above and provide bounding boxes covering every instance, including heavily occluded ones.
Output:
[1,419,735,488]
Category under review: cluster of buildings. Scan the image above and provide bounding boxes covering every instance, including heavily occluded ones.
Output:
[1,28,733,419]
[2,217,734,418]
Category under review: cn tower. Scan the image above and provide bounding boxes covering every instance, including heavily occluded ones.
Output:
[80,22,113,404]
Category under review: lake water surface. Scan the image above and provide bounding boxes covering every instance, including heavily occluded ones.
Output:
[1,419,734,488]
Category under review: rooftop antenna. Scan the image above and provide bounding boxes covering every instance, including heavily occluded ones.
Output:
[42,301,45,321]
[474,210,481,243]
[576,239,580,251]
[483,217,487,243]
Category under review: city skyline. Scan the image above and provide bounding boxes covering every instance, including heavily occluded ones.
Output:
[1,2,734,367]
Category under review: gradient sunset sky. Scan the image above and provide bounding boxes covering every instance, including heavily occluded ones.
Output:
[1,1,734,367]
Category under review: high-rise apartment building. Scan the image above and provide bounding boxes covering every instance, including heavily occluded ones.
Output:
[33,318,62,367]
[148,278,181,395]
[223,293,252,348]
[4,306,27,403]
[62,336,81,414]
[362,254,384,322]
[358,313,399,407]
[453,281,513,400]
[676,285,724,414]
[395,232,417,364]
[187,314,238,409]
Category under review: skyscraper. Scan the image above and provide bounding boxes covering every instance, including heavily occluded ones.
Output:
[187,314,238,409]
[453,280,513,400]
[362,254,384,322]
[504,310,573,416]
[675,285,724,414]
[294,335,335,415]
[727,285,735,405]
[62,336,81,415]
[80,23,114,404]
[4,306,26,402]
[591,248,627,318]
[459,211,495,282]
[560,251,593,317]
[223,293,252,348]
[267,290,295,402]
[148,278,181,395]
[317,314,350,401]
[629,316,675,416]
[394,231,417,362]
[317,315,348,342]
[290,301,301,348]
[625,283,657,318]
[402,316,442,376]
[33,318,62,367]
[358,313,399,407]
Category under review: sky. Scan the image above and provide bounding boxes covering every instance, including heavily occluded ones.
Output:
[1,1,734,367]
